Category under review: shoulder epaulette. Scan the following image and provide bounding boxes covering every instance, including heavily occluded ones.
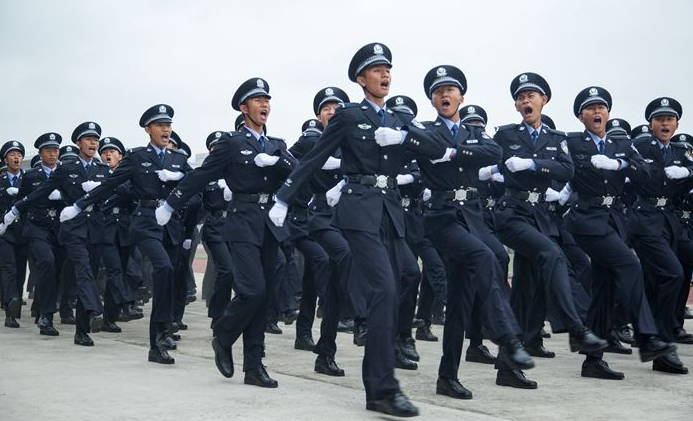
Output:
[633,137,652,147]
[95,161,109,166]
[266,135,286,144]
[546,128,567,137]
[129,146,148,153]
[340,102,359,109]
[565,131,584,139]
[173,149,188,156]
[494,124,516,133]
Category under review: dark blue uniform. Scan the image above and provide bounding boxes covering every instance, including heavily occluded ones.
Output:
[0,170,27,325]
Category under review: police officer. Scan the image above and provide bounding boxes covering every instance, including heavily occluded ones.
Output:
[564,87,676,379]
[0,140,26,328]
[60,105,191,364]
[629,97,692,374]
[491,73,607,360]
[268,43,454,417]
[5,122,109,346]
[158,79,294,387]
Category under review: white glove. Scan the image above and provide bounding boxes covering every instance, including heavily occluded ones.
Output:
[430,148,455,164]
[48,189,62,201]
[558,184,572,206]
[223,187,233,201]
[544,187,560,202]
[396,174,414,186]
[59,205,81,222]
[491,172,505,183]
[182,239,192,250]
[0,223,5,236]
[321,156,341,170]
[374,127,403,147]
[3,210,18,226]
[478,165,494,181]
[591,154,621,171]
[665,165,691,179]
[156,169,185,181]
[81,180,101,192]
[155,205,173,226]
[254,153,280,167]
[217,179,227,189]
[504,157,534,172]
[326,180,346,207]
[5,187,18,196]
[422,188,431,202]
[268,202,288,227]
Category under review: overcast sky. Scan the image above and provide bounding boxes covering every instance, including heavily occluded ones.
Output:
[1,0,691,158]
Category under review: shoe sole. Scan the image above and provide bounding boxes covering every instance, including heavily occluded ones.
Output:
[39,329,59,336]
[148,355,175,364]
[315,366,345,377]
[74,341,94,347]
[243,379,278,388]
[435,387,473,400]
[212,338,234,378]
[581,372,624,380]
[366,402,419,417]
[495,379,538,389]
[604,347,633,355]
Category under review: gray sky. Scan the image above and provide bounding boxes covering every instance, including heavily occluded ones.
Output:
[1,0,692,158]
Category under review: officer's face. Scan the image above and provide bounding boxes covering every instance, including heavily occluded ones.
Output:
[318,102,340,127]
[431,86,463,120]
[76,136,99,159]
[100,149,122,169]
[3,150,23,173]
[240,96,271,132]
[514,91,547,127]
[357,65,391,100]
[650,115,679,143]
[578,104,609,137]
[146,122,172,149]
[39,147,59,167]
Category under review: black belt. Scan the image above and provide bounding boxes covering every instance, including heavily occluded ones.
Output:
[431,187,478,202]
[505,188,545,204]
[233,193,273,204]
[579,194,621,207]
[210,210,228,218]
[30,208,59,218]
[136,199,164,208]
[345,174,397,189]
[105,206,132,215]
[638,196,672,208]
[290,207,309,220]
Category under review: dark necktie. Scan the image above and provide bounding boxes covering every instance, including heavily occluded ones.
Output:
[159,151,165,164]
[450,124,458,138]
[661,146,668,163]
[378,109,385,125]
[598,140,605,155]
[259,136,266,152]
[531,130,539,147]
[10,176,16,187]
[84,162,90,172]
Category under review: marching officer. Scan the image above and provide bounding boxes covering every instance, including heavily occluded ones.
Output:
[60,105,192,364]
[629,97,692,374]
[157,78,295,387]
[564,86,676,379]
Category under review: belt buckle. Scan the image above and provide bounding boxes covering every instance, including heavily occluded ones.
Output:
[401,198,411,208]
[527,191,540,204]
[112,207,120,214]
[601,196,614,206]
[48,209,56,217]
[454,189,468,201]
[656,197,667,207]
[222,210,227,218]
[258,194,269,204]
[375,175,388,189]
[486,198,496,208]
[85,205,94,212]
[683,211,691,220]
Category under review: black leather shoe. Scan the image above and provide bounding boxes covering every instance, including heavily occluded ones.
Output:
[415,326,438,342]
[173,321,188,331]
[315,355,345,377]
[74,332,94,346]
[185,289,197,305]
[353,324,367,346]
[569,326,607,353]
[436,377,472,399]
[171,334,181,341]
[613,325,635,345]
[136,287,152,304]
[498,339,534,370]
[398,337,420,362]
[653,352,689,374]
[395,348,418,370]
[685,306,693,320]
[148,346,175,364]
[265,322,282,334]
[639,336,676,362]
[244,365,278,388]
[294,334,315,351]
[540,327,551,338]
[38,316,59,336]
[411,317,425,329]
[366,392,419,417]
[4,316,19,328]
[496,369,538,389]
[159,334,177,350]
[279,309,299,325]
[101,320,122,333]
[7,297,21,318]
[337,318,354,333]
[673,328,693,344]
[89,313,103,333]
[604,335,632,355]
[581,359,625,380]
[525,344,556,358]
[118,306,144,322]
[211,337,234,378]
[466,344,497,364]
[60,314,76,325]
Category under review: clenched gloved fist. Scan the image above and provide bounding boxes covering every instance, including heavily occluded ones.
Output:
[254,153,280,167]
[156,169,185,181]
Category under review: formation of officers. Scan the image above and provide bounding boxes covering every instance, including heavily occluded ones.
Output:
[2,41,693,418]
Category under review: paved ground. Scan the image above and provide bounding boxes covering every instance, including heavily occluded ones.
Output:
[1,273,692,421]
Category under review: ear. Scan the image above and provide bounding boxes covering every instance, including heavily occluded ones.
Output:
[577,113,585,124]
[356,74,366,88]
[239,103,248,115]
[541,95,548,106]
[144,125,152,136]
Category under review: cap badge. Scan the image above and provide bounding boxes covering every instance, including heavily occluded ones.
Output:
[88,122,96,129]
[519,74,528,83]
[104,138,111,143]
[395,97,404,105]
[661,98,670,107]
[589,88,599,97]
[681,135,687,141]
[257,79,265,88]
[49,134,56,140]
[215,132,221,138]
[325,88,334,96]
[612,120,620,127]
[12,141,18,146]
[159,105,167,113]
[436,67,447,77]
[467,106,476,114]
[66,146,73,152]
[373,44,383,55]
[309,120,316,127]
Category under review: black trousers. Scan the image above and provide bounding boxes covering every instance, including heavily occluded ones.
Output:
[62,238,103,334]
[293,236,328,339]
[408,236,447,329]
[173,244,193,323]
[675,227,693,330]
[99,242,136,323]
[0,238,20,307]
[138,236,177,347]
[214,229,279,372]
[206,240,235,322]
